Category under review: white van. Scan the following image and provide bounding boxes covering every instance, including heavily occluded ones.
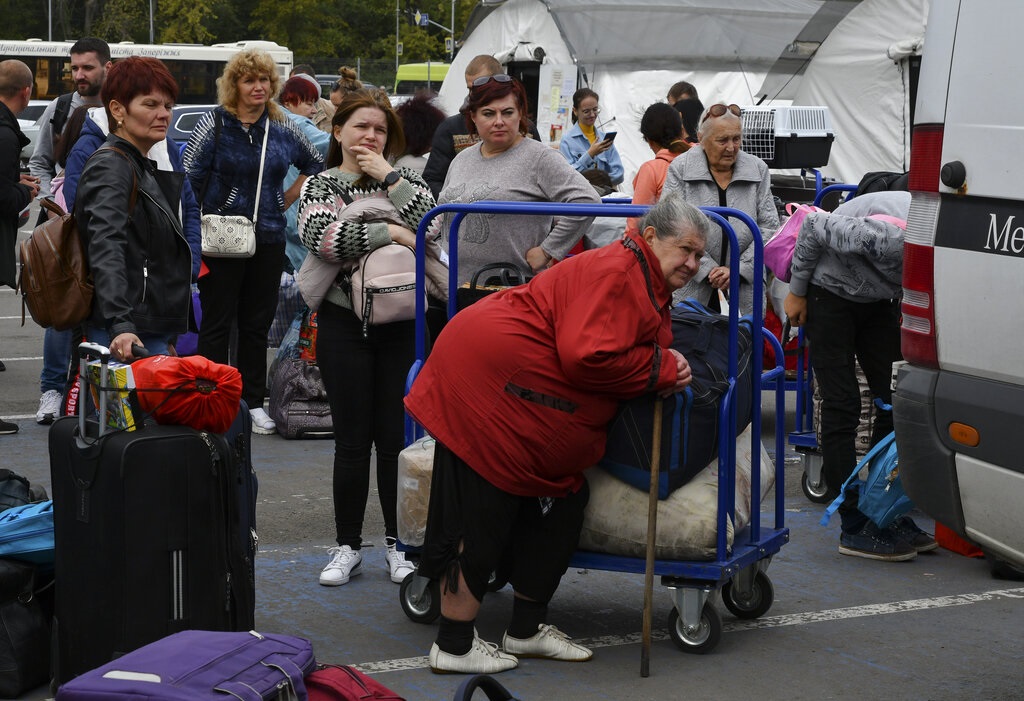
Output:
[893,0,1024,569]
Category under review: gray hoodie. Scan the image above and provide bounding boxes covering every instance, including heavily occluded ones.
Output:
[788,191,911,303]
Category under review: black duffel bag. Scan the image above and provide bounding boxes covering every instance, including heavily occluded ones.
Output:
[455,262,530,311]
[599,300,755,499]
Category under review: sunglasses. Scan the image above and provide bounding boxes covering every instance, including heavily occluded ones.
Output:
[471,74,513,88]
[701,103,741,124]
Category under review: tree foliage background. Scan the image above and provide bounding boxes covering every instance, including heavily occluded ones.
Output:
[4,0,477,69]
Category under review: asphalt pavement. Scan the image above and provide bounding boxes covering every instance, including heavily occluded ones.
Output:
[2,209,1022,700]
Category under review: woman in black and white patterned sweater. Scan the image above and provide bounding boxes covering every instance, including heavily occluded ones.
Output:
[297,88,437,590]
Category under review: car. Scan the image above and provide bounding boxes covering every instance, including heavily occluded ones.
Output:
[168,104,216,144]
[18,99,51,167]
[893,0,1024,572]
[315,74,377,100]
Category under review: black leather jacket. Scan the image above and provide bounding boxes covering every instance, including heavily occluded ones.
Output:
[76,134,192,339]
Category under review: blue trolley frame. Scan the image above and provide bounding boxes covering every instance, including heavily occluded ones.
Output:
[401,201,790,654]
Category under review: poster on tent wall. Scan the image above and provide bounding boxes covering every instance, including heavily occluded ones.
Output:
[536,64,577,147]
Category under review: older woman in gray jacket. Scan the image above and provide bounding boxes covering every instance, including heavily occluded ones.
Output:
[661,103,778,313]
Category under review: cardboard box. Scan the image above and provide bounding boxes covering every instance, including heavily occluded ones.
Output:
[86,360,139,431]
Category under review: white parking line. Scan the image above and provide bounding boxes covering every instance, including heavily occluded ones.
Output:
[0,355,44,360]
[353,587,1024,675]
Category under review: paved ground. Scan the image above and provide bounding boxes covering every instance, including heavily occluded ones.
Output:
[3,209,1023,700]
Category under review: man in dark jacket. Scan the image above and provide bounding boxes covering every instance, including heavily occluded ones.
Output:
[422,55,543,199]
[0,59,39,434]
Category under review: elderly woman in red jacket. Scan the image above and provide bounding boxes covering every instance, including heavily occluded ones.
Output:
[404,192,711,675]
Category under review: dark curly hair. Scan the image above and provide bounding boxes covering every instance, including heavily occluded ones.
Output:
[395,92,446,157]
[640,102,688,154]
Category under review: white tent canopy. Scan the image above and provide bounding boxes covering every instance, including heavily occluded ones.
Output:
[439,0,928,190]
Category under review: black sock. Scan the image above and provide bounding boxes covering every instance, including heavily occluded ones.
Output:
[508,597,547,639]
[436,616,475,656]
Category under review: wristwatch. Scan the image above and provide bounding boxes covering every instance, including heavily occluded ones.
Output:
[383,170,401,188]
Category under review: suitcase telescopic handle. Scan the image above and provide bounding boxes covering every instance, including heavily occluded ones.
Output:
[77,342,111,441]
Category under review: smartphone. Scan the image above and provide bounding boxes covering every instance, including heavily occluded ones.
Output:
[603,131,617,142]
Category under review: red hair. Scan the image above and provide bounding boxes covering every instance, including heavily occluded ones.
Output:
[101,56,178,127]
[461,76,530,137]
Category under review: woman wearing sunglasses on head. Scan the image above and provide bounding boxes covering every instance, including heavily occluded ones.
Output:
[558,88,624,187]
[437,75,598,283]
[661,102,779,315]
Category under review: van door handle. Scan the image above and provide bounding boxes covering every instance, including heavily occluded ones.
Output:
[940,160,966,189]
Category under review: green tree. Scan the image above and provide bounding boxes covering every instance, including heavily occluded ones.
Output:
[158,0,216,43]
[92,0,145,41]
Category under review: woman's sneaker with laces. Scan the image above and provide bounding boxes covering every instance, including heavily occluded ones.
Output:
[384,537,415,583]
[429,635,518,674]
[319,545,362,586]
[250,408,276,435]
[502,624,593,661]
[838,521,917,561]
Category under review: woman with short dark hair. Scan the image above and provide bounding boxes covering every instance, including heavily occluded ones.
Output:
[75,57,193,360]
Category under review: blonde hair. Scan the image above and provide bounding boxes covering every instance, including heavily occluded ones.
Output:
[217,49,285,122]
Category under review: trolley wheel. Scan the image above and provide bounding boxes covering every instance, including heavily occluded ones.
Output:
[722,571,774,620]
[400,573,441,624]
[801,470,834,504]
[667,602,721,654]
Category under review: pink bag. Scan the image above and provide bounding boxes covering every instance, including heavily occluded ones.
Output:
[350,243,420,335]
[763,202,825,282]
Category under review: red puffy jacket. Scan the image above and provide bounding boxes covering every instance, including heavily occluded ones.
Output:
[404,231,678,497]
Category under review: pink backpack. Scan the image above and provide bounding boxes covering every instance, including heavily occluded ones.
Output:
[763,203,824,282]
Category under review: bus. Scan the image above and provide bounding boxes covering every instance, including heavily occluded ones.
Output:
[0,39,293,104]
[393,62,449,97]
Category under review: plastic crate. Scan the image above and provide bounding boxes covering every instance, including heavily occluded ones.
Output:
[741,106,835,169]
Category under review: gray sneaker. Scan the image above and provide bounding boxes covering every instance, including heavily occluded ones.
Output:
[839,521,917,561]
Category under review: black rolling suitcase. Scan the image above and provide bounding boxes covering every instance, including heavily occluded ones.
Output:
[48,343,258,684]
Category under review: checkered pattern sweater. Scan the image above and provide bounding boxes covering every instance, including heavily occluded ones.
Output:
[297,167,437,309]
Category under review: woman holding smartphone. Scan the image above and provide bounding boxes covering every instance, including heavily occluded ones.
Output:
[558,88,624,186]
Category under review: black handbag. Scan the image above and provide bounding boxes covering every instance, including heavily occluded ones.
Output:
[0,469,46,513]
[454,674,520,701]
[0,559,52,697]
[455,262,530,311]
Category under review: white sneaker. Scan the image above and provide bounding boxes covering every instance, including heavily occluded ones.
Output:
[319,545,362,586]
[250,407,276,435]
[384,537,415,584]
[502,624,593,662]
[36,389,62,425]
[429,635,518,674]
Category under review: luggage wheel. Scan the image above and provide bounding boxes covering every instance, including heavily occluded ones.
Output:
[399,571,440,624]
[799,450,833,503]
[722,561,774,620]
[665,584,721,654]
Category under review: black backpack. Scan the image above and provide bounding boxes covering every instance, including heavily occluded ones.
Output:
[855,170,910,196]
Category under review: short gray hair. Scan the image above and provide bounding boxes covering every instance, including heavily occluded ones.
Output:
[639,192,712,243]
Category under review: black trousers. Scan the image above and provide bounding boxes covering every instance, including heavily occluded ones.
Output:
[197,242,285,410]
[804,285,901,533]
[315,300,415,548]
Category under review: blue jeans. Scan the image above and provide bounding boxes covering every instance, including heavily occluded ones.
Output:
[40,327,73,393]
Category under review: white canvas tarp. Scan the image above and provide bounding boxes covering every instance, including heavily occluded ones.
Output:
[439,0,928,190]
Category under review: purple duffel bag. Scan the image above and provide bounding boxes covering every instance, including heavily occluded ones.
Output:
[56,629,315,701]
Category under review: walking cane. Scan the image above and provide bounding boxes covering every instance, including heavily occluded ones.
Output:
[641,398,664,677]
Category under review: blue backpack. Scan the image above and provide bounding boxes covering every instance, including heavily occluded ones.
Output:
[820,431,912,529]
[0,501,54,566]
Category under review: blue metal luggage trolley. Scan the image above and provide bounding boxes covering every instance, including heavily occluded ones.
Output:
[400,201,790,655]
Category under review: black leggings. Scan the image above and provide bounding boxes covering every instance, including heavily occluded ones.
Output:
[316,300,415,548]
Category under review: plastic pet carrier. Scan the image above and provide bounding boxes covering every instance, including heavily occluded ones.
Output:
[741,106,835,168]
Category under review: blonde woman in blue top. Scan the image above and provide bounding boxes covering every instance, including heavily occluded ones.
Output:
[558,88,624,187]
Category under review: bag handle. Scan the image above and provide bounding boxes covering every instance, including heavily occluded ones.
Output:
[454,674,519,701]
[469,262,529,290]
[251,118,270,224]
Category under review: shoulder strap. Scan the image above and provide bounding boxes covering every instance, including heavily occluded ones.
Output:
[50,93,75,135]
[454,674,518,701]
[319,172,355,205]
[97,145,140,213]
[819,432,897,527]
[198,111,222,208]
[251,118,270,223]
